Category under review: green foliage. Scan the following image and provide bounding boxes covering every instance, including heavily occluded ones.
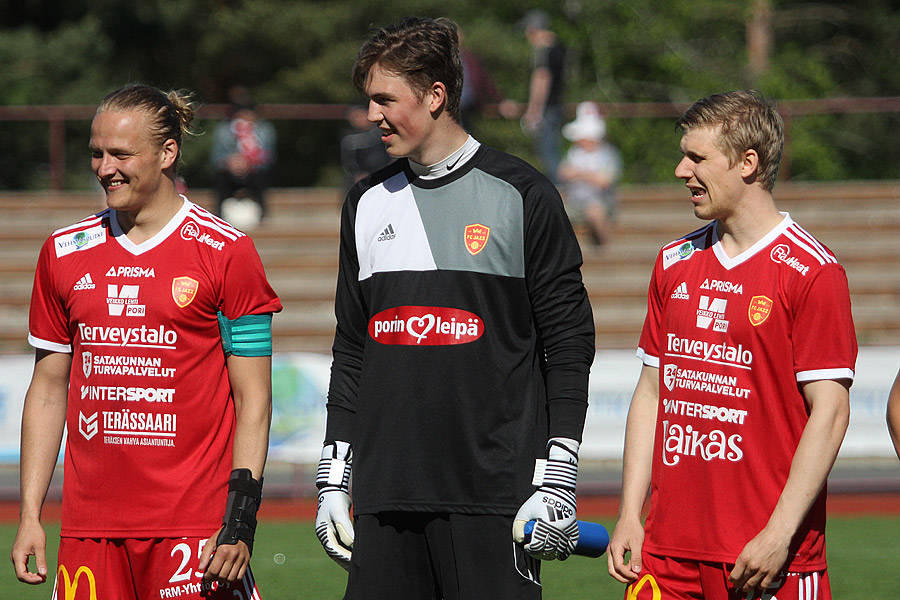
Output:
[2,1,900,189]
[0,16,113,104]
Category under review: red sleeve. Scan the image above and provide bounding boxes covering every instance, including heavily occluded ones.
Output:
[637,251,664,367]
[218,235,282,320]
[28,237,72,351]
[792,263,857,382]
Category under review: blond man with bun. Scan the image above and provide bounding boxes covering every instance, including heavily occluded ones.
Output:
[10,83,281,599]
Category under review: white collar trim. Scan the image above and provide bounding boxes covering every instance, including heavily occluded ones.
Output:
[712,212,792,270]
[110,196,192,255]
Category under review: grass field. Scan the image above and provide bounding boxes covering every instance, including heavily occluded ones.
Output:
[2,516,899,598]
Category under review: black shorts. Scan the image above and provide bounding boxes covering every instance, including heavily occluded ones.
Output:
[344,512,542,600]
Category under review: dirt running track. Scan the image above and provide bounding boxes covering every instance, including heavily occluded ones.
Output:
[1,493,898,524]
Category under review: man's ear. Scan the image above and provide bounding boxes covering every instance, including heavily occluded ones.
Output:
[741,148,759,180]
[428,81,447,116]
[160,138,179,170]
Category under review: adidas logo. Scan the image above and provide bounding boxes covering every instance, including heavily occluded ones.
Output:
[670,282,690,300]
[377,224,396,242]
[74,273,96,291]
[544,503,573,523]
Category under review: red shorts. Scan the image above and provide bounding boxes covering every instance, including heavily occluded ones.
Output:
[53,537,261,600]
[624,552,830,600]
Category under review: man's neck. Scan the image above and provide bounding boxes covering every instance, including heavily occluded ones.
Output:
[116,187,184,244]
[409,135,479,179]
[409,119,470,167]
[715,191,784,257]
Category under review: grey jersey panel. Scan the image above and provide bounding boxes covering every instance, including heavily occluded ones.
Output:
[413,169,525,279]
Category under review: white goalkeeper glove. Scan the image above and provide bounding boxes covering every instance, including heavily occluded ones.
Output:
[513,437,580,561]
[315,440,354,571]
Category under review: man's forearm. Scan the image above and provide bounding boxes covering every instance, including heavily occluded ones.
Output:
[19,351,70,522]
[762,379,849,538]
[231,405,270,479]
[526,69,551,115]
[228,355,273,479]
[19,407,65,522]
[618,366,659,522]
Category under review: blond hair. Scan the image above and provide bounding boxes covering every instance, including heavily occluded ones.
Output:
[97,83,198,162]
[677,90,784,191]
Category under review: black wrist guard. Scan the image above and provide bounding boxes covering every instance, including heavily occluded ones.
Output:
[216,468,263,555]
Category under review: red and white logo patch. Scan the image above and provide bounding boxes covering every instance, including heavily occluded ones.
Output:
[172,276,199,308]
[82,351,92,378]
[369,306,483,345]
[464,223,490,256]
[180,221,200,241]
[748,295,773,326]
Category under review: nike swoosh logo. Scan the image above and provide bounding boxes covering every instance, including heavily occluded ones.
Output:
[446,156,461,170]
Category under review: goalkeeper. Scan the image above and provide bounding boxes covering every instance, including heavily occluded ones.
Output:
[316,16,595,599]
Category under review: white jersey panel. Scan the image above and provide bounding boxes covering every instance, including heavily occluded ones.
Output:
[356,171,437,281]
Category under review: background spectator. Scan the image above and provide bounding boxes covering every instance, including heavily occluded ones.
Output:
[459,29,506,133]
[210,86,276,228]
[339,105,394,193]
[558,101,622,248]
[520,9,566,183]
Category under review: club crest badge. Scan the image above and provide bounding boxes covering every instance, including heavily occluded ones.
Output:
[172,276,199,308]
[748,295,773,326]
[464,223,490,256]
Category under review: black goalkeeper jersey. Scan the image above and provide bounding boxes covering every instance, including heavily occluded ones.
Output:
[325,145,595,515]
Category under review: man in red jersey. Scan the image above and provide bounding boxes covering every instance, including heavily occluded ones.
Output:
[9,84,281,600]
[608,91,856,600]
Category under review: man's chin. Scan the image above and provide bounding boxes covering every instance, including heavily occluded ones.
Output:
[384,145,405,158]
[692,207,715,221]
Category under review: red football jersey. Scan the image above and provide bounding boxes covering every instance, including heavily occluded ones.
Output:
[637,214,856,570]
[29,198,281,538]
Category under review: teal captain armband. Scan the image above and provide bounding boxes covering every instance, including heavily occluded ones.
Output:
[217,312,273,357]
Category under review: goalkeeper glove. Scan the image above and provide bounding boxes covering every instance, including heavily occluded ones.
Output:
[513,437,580,560]
[315,440,354,571]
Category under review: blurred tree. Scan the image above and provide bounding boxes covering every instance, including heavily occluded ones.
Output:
[1,0,899,189]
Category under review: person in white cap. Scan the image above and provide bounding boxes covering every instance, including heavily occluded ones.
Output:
[558,101,622,247]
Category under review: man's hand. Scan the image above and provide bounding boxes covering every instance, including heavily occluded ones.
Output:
[315,487,354,570]
[199,527,251,584]
[315,440,354,570]
[607,517,644,583]
[10,519,48,584]
[513,438,580,561]
[728,527,791,593]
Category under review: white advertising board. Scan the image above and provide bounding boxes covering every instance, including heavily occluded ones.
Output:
[0,348,896,464]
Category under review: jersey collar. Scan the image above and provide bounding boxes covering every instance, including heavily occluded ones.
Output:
[711,212,793,270]
[110,196,192,256]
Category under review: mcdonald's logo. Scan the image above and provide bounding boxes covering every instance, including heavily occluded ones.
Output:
[626,573,661,600]
[57,565,97,600]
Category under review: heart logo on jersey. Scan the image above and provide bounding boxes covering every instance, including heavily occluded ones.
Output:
[464,223,490,256]
[406,314,436,344]
[172,276,199,308]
